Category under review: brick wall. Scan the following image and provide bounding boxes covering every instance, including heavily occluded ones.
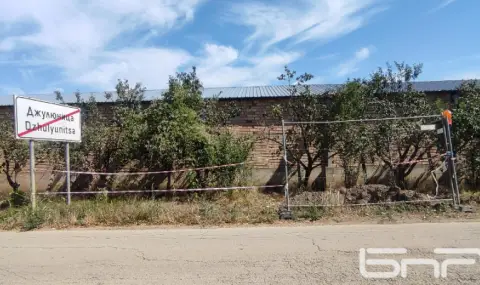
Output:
[0,91,453,192]
[0,105,13,121]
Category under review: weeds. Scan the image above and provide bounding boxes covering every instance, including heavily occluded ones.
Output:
[0,190,476,231]
[0,190,281,230]
[291,201,462,223]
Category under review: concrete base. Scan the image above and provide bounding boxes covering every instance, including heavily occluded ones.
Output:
[459,205,476,213]
[278,209,294,220]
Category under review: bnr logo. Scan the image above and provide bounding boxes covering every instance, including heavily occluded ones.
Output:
[359,248,480,279]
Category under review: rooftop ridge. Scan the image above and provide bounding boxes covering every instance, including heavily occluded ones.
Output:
[0,79,478,106]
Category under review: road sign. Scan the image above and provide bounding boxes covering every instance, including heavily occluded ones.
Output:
[420,124,436,131]
[14,95,81,142]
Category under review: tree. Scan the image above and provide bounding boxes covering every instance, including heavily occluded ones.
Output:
[364,62,438,189]
[0,121,29,206]
[138,67,250,189]
[268,66,336,190]
[51,81,146,191]
[47,67,252,192]
[452,80,480,188]
[332,80,375,187]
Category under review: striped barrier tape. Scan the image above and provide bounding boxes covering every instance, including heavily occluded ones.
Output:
[44,162,247,176]
[37,184,285,195]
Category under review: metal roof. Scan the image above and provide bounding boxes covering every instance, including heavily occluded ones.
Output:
[200,84,341,99]
[0,80,473,106]
[410,80,466,92]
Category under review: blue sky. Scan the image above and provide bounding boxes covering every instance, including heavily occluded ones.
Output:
[0,0,477,99]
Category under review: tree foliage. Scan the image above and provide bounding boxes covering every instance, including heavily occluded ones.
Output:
[365,62,438,188]
[270,63,440,190]
[270,66,335,189]
[453,80,480,188]
[48,67,252,192]
[0,121,29,206]
[334,62,438,189]
[137,67,250,188]
[332,80,373,187]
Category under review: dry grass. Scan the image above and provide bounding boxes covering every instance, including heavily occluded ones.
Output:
[461,190,480,204]
[1,189,478,231]
[0,190,282,231]
[291,201,479,224]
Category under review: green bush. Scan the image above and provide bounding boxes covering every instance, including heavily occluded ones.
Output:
[9,190,28,207]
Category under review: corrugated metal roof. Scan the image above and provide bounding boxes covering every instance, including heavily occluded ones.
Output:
[0,80,474,106]
[410,80,465,92]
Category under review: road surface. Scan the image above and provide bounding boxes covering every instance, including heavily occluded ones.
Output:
[0,222,479,284]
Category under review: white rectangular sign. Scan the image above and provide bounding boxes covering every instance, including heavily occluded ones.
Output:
[14,95,82,142]
[420,124,436,131]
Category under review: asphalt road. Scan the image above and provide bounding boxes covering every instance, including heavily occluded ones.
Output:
[0,222,479,285]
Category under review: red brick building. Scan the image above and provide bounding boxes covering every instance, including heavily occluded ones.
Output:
[0,80,465,191]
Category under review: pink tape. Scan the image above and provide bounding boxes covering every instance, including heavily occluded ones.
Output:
[49,162,246,176]
[38,184,284,195]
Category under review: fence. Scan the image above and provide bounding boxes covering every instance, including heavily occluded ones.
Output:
[32,162,284,200]
[280,113,461,212]
[1,108,461,214]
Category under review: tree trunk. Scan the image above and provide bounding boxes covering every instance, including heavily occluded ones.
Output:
[167,173,172,190]
[395,165,407,189]
[297,161,302,188]
[303,167,312,190]
[5,172,20,192]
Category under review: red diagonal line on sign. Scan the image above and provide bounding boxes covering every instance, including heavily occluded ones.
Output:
[18,109,80,137]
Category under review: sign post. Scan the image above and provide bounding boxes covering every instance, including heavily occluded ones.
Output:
[65,143,71,205]
[13,95,82,208]
[29,140,36,209]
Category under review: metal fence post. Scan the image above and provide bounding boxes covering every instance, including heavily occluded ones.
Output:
[441,116,459,207]
[29,140,36,210]
[445,119,460,206]
[65,142,71,205]
[281,119,290,211]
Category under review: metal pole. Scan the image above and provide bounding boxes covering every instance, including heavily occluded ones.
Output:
[29,140,36,210]
[65,142,71,205]
[446,121,460,206]
[281,119,290,211]
[441,118,457,206]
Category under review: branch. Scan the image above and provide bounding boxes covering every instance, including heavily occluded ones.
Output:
[400,144,411,161]
[2,159,18,190]
[405,147,428,177]
[328,152,337,159]
[299,126,313,165]
[289,149,307,169]
[381,157,393,169]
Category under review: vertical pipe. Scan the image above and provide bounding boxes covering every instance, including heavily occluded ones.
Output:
[66,142,71,205]
[446,121,460,206]
[281,119,290,211]
[29,140,36,210]
[441,117,457,206]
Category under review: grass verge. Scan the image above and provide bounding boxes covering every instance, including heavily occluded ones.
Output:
[0,190,478,231]
[292,202,477,224]
[0,190,281,231]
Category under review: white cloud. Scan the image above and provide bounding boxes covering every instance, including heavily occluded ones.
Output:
[429,0,458,13]
[76,48,192,90]
[230,0,385,52]
[336,46,373,77]
[0,0,305,91]
[0,0,203,89]
[0,38,16,51]
[202,44,239,68]
[196,44,302,87]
